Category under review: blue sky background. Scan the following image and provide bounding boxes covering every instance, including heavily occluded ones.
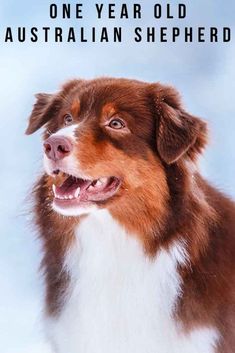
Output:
[0,1,234,352]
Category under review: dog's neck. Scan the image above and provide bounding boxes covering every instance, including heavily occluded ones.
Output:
[46,209,218,353]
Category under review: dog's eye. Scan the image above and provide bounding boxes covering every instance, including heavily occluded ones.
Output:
[109,118,125,130]
[64,114,73,125]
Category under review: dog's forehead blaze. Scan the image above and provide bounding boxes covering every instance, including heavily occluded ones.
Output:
[71,99,81,117]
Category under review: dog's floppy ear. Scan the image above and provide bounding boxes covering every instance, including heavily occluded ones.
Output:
[151,84,208,164]
[25,93,54,135]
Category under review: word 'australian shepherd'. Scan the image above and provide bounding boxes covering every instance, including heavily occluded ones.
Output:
[26,78,235,353]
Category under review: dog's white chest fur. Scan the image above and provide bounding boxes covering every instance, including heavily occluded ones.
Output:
[46,210,217,353]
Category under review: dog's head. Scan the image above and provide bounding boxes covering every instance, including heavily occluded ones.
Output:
[26,78,207,227]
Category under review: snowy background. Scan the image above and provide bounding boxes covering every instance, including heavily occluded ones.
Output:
[0,0,234,352]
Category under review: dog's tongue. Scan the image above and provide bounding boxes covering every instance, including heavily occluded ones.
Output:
[52,175,117,201]
[61,176,90,192]
[53,176,91,199]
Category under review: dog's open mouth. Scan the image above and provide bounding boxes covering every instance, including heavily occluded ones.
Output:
[52,171,121,208]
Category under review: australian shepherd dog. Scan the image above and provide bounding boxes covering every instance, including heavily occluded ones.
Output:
[26,78,235,353]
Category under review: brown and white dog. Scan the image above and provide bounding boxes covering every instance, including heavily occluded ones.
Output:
[26,78,235,353]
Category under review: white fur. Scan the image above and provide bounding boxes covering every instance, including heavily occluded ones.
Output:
[45,210,218,353]
[52,203,98,217]
[53,124,79,139]
[43,152,80,177]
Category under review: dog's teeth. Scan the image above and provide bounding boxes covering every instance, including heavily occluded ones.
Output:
[52,184,56,195]
[75,187,80,198]
[69,195,73,199]
[88,185,95,191]
[96,179,102,186]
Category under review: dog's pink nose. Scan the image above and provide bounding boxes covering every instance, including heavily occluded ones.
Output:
[44,136,73,161]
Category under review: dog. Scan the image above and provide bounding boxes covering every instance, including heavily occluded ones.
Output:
[26,78,235,353]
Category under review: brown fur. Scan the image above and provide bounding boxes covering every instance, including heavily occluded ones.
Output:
[26,77,235,352]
